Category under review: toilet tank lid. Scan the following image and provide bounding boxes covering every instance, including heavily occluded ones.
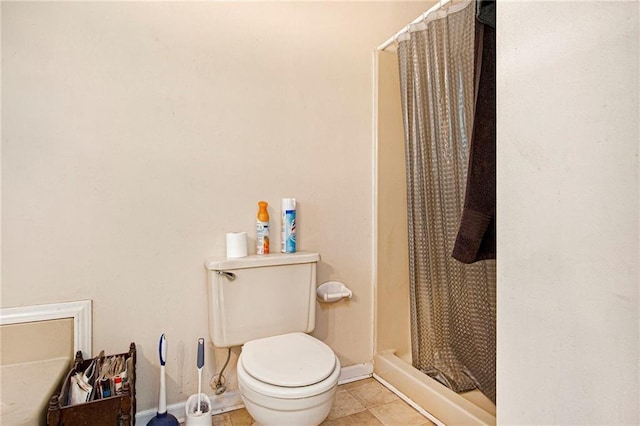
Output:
[205,252,320,271]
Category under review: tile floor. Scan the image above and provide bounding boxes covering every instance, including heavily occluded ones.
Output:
[210,378,435,426]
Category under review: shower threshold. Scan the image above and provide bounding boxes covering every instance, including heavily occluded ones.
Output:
[374,352,496,426]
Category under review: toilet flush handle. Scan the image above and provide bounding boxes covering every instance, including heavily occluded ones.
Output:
[216,271,236,281]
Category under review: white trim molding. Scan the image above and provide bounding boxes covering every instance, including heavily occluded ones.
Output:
[0,300,92,358]
[136,390,244,424]
[338,361,374,385]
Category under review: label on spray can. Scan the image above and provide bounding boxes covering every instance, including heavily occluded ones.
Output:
[257,221,269,254]
[284,210,296,253]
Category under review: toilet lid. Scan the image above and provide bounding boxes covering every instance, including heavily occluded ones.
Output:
[241,332,336,387]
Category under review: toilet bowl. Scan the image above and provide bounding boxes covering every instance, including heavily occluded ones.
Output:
[236,332,341,426]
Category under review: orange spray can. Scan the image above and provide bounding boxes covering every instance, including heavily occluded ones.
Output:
[256,201,270,254]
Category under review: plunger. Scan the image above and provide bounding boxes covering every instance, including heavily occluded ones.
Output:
[147,334,180,426]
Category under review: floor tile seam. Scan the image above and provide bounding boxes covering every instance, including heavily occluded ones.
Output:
[326,404,367,421]
[340,378,375,391]
[367,400,410,426]
[327,408,367,421]
[346,388,400,410]
[367,404,396,426]
[327,409,384,426]
[368,399,435,426]
[342,387,372,412]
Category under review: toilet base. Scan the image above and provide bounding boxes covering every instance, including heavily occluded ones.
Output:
[240,386,336,426]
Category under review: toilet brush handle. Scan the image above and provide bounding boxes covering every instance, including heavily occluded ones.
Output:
[197,338,205,369]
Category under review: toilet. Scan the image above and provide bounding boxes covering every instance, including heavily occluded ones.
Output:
[205,252,340,426]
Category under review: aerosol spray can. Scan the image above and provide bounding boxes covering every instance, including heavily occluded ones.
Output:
[256,201,269,254]
[281,198,296,253]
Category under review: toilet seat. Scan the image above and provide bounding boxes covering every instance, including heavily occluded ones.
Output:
[241,332,336,387]
[238,333,340,399]
[238,353,341,400]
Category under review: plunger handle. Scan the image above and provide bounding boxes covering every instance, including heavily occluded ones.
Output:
[158,334,167,414]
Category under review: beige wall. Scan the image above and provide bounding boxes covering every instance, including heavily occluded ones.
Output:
[1,1,429,411]
[374,50,411,360]
[498,1,639,424]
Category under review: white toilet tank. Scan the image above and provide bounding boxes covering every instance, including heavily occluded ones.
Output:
[204,252,320,348]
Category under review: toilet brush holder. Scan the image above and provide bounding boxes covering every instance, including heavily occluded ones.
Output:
[185,393,212,426]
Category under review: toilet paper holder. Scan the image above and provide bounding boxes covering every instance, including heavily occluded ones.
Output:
[316,281,352,303]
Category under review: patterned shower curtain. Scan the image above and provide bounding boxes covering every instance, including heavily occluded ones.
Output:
[397,0,496,403]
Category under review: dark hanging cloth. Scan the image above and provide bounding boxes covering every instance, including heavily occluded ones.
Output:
[476,0,496,29]
[452,17,496,264]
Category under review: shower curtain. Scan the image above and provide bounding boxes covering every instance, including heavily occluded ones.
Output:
[397,0,496,403]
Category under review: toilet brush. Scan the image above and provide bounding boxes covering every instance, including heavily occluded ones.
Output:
[196,338,204,414]
[185,338,212,425]
[147,334,179,426]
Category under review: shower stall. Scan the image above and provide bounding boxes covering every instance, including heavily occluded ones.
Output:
[373,1,496,424]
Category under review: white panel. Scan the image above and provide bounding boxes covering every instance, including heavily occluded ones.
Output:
[498,1,639,424]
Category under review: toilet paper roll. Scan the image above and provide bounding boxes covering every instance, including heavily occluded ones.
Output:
[226,232,248,258]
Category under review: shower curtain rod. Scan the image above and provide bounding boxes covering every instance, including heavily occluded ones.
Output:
[377,0,451,51]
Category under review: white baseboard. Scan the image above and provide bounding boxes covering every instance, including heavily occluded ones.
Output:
[338,361,373,384]
[136,390,244,424]
[136,361,374,423]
